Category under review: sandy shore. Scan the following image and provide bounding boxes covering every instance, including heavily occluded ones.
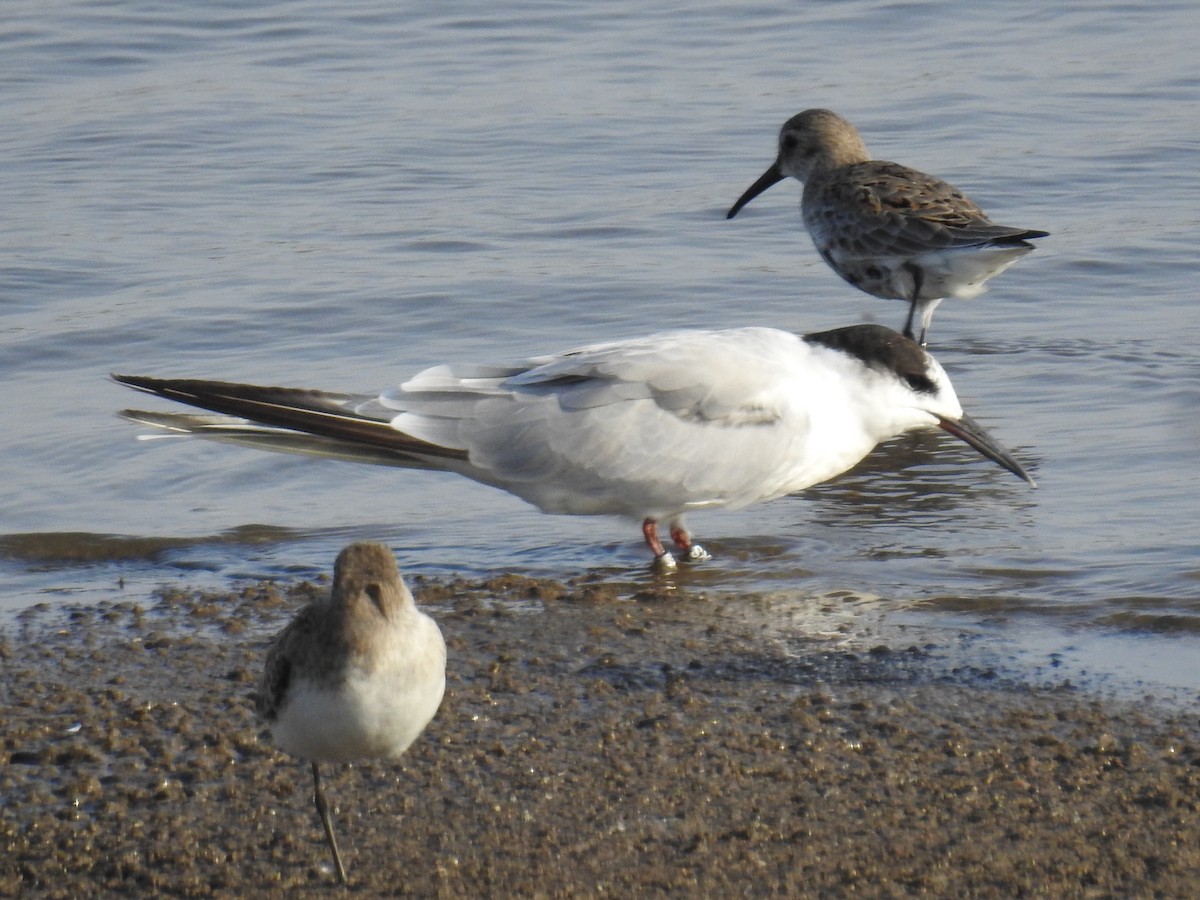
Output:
[3,571,1199,897]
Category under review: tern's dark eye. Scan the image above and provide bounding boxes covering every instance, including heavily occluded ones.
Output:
[781,134,798,152]
[903,372,936,395]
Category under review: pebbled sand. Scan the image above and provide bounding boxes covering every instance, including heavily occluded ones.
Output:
[3,572,1200,897]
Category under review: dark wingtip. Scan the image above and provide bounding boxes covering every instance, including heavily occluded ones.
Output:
[112,373,159,392]
[1002,228,1050,246]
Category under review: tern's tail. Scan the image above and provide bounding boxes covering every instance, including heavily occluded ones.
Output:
[114,375,466,470]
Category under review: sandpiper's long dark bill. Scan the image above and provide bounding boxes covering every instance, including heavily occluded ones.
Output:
[115,323,1034,569]
[257,542,446,885]
[727,108,1048,344]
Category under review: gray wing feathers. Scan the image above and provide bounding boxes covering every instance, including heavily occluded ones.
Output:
[115,328,814,514]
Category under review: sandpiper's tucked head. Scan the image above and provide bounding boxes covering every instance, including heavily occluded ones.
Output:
[332,541,406,614]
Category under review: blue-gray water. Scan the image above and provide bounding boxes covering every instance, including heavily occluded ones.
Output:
[3,2,1199,694]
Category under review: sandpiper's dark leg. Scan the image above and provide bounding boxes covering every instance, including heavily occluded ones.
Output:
[915,297,944,347]
[917,309,932,347]
[902,264,925,344]
[311,762,348,886]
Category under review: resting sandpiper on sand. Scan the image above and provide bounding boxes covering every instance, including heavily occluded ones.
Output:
[257,542,446,885]
[115,324,1034,571]
[726,109,1048,345]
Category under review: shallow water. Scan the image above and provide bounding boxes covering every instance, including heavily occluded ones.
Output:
[2,2,1199,692]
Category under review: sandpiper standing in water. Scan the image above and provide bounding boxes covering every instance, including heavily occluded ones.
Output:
[257,542,446,885]
[727,109,1048,345]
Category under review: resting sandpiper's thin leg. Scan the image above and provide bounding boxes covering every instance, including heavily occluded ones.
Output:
[311,762,348,886]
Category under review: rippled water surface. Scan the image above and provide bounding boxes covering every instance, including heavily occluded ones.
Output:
[3,2,1199,692]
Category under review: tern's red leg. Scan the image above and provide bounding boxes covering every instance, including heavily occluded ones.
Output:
[669,523,694,552]
[642,518,668,559]
[669,520,711,562]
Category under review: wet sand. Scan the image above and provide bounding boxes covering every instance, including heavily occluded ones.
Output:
[3,572,1200,897]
